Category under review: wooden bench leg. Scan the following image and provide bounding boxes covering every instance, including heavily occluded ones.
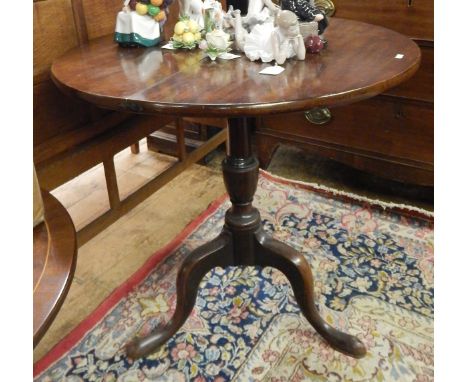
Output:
[130,142,140,154]
[176,118,187,161]
[103,158,121,209]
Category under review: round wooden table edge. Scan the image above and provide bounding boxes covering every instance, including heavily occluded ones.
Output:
[33,191,77,347]
[49,18,422,118]
[51,55,420,118]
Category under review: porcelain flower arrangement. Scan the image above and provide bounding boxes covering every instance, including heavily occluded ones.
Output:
[199,29,232,60]
[171,17,203,49]
[170,12,231,60]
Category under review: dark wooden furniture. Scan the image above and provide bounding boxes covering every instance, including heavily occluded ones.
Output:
[146,0,229,157]
[33,0,227,246]
[51,18,420,359]
[147,119,227,159]
[34,191,77,347]
[255,0,434,186]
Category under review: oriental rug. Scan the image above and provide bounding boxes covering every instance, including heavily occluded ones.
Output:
[34,170,434,382]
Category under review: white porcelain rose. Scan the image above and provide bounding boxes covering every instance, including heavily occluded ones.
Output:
[206,29,230,51]
[200,29,232,60]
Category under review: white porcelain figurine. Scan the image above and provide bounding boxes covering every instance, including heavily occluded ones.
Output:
[243,0,279,28]
[243,10,305,64]
[179,0,205,28]
[203,0,225,31]
[224,7,248,51]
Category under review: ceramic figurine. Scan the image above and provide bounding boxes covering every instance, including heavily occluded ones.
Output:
[203,4,216,33]
[203,0,225,32]
[115,0,169,47]
[224,7,248,51]
[281,0,328,35]
[272,10,306,64]
[178,0,204,28]
[243,10,305,65]
[199,29,232,60]
[171,17,202,48]
[243,0,280,28]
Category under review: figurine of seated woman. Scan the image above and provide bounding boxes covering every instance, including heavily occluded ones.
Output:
[281,0,328,35]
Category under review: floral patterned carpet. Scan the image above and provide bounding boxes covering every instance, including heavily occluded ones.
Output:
[34,171,434,382]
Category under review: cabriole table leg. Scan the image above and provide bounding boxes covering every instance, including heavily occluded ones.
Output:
[126,232,234,359]
[125,117,366,360]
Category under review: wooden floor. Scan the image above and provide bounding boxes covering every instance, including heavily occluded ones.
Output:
[51,140,178,231]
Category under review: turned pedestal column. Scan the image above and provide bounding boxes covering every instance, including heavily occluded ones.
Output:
[126,117,366,359]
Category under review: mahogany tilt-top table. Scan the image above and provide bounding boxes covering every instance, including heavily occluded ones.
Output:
[51,18,420,359]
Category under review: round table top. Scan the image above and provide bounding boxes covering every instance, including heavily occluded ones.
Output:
[51,18,420,118]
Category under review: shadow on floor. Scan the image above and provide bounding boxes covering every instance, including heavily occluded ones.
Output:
[264,145,433,211]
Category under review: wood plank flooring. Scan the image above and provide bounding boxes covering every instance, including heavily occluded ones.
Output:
[51,140,178,231]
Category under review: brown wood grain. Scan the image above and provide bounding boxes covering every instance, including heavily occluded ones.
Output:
[49,18,419,358]
[71,0,89,45]
[255,131,433,185]
[333,0,433,41]
[33,0,91,150]
[51,18,421,117]
[36,114,174,190]
[34,112,132,164]
[33,0,133,152]
[34,191,77,347]
[82,0,123,40]
[259,97,433,164]
[76,127,227,246]
[175,119,187,161]
[34,0,79,81]
[103,159,121,209]
[384,44,433,103]
[34,79,92,146]
[130,142,141,154]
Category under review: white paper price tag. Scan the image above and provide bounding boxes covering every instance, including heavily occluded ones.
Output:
[259,65,285,75]
[219,52,241,60]
[161,42,176,50]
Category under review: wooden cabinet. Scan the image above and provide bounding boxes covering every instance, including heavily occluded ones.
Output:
[256,0,434,185]
[332,0,433,41]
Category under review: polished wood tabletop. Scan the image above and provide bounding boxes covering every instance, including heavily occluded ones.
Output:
[51,18,420,118]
